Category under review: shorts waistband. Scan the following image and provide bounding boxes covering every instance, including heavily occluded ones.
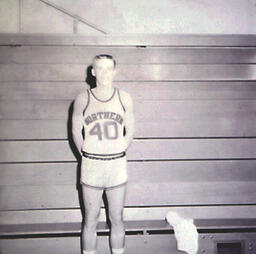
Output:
[82,151,126,160]
[81,181,127,190]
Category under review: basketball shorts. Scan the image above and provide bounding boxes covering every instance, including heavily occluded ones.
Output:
[80,155,127,189]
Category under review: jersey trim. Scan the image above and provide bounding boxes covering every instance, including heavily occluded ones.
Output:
[117,89,126,112]
[90,88,116,103]
[82,89,90,116]
[82,151,126,160]
[82,151,125,157]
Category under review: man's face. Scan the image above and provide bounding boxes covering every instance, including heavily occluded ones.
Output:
[92,58,116,87]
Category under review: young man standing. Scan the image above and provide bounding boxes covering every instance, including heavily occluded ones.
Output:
[72,55,135,254]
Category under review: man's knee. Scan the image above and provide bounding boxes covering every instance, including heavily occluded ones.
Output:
[109,212,124,227]
[84,211,100,230]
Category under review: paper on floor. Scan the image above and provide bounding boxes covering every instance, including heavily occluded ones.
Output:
[166,211,198,254]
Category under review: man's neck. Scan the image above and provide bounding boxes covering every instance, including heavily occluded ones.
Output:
[93,84,114,100]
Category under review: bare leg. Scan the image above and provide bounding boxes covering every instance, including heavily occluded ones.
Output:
[105,184,127,253]
[81,184,104,252]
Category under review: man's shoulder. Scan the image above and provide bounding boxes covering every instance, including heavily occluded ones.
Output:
[118,88,132,101]
[117,88,133,109]
[74,89,89,107]
[76,89,89,100]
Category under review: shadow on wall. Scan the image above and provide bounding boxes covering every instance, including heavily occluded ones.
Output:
[67,65,95,161]
[67,64,96,209]
[66,65,111,246]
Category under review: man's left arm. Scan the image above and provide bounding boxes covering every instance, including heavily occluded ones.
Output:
[121,90,135,150]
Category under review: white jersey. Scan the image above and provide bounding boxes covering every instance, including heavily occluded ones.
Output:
[82,88,126,156]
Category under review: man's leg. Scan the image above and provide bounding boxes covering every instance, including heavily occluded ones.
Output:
[105,184,127,254]
[81,184,104,254]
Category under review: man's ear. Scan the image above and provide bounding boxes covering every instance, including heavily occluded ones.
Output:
[91,67,96,77]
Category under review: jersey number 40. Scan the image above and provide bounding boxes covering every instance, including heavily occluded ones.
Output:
[89,121,118,140]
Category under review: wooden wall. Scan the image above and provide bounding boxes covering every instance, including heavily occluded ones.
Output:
[0,34,256,254]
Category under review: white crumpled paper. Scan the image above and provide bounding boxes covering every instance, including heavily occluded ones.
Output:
[166,211,198,254]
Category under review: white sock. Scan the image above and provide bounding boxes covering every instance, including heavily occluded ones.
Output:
[112,248,124,254]
[83,250,96,254]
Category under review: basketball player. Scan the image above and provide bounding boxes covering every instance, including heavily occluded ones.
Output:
[72,55,135,254]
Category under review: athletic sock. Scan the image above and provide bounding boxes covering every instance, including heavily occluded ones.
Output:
[112,248,124,254]
[83,250,96,254]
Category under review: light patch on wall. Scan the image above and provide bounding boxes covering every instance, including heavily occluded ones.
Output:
[0,0,19,33]
[48,0,125,34]
[76,21,105,35]
[116,0,256,33]
[22,0,73,33]
[0,0,255,34]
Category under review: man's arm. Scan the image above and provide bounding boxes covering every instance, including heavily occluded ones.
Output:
[120,90,135,150]
[72,92,87,156]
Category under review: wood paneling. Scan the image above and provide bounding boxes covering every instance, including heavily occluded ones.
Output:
[2,219,256,237]
[0,82,88,100]
[1,34,256,46]
[1,81,256,101]
[2,99,256,121]
[1,81,256,139]
[1,181,256,210]
[1,161,256,186]
[0,64,255,81]
[0,119,67,139]
[0,36,256,249]
[1,46,256,64]
[1,100,256,138]
[1,117,256,139]
[2,205,256,225]
[0,100,256,120]
[1,220,256,237]
[1,160,255,209]
[0,185,79,210]
[1,139,256,162]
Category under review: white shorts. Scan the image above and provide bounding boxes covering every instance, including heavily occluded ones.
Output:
[80,155,127,189]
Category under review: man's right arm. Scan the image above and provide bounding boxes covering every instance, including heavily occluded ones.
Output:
[72,92,87,156]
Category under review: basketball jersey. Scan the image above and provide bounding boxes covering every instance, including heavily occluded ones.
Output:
[82,88,126,156]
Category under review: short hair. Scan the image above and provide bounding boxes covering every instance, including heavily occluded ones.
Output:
[92,54,116,68]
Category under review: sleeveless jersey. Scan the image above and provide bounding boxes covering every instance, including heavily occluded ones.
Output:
[82,88,126,156]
